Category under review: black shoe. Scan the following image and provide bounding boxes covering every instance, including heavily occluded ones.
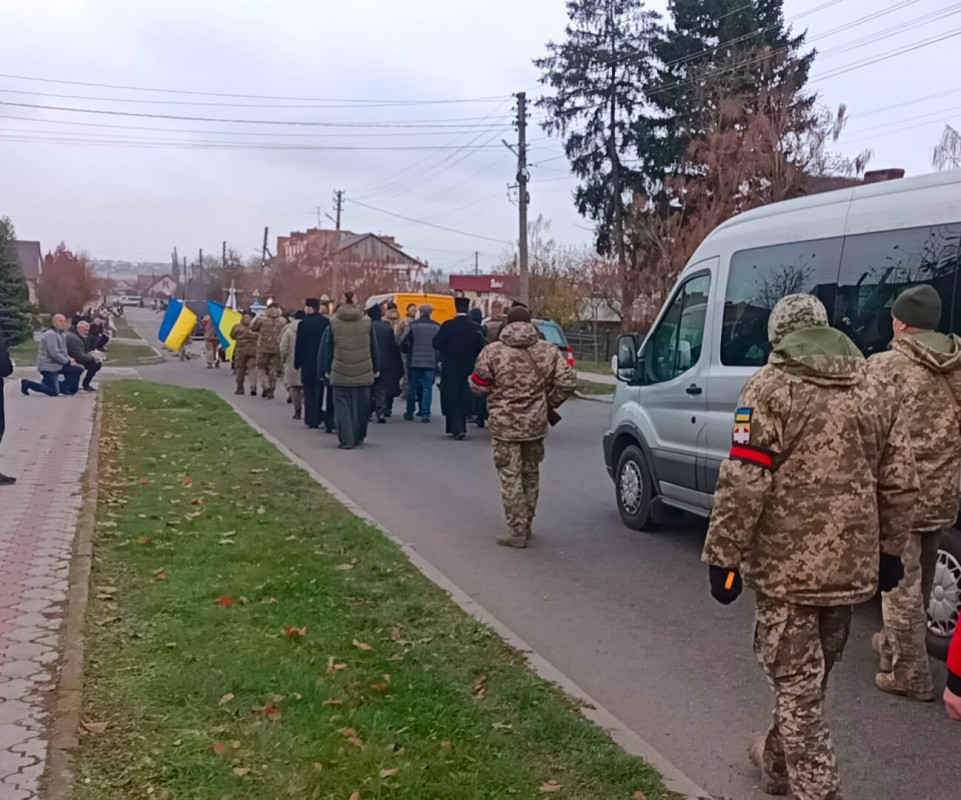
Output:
[0,473,15,486]
[287,396,293,404]
[338,443,353,450]
[250,389,257,396]
[20,380,28,396]
[377,416,386,424]
[421,416,431,423]
[325,428,335,434]
[82,386,96,392]
[293,411,302,420]
[403,414,414,422]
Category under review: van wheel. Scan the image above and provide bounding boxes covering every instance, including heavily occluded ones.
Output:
[927,527,961,662]
[616,445,655,531]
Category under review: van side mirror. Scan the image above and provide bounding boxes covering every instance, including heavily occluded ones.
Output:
[615,334,640,383]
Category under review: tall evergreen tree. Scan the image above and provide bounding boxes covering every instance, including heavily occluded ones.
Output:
[0,217,33,347]
[648,0,815,177]
[535,0,660,262]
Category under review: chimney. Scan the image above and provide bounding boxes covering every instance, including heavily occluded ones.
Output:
[863,168,905,184]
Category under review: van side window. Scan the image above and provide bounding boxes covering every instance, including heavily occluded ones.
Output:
[721,238,844,367]
[835,224,961,356]
[646,274,711,383]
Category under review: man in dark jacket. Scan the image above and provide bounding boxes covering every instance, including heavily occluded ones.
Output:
[400,304,441,423]
[434,297,485,439]
[367,304,403,423]
[66,320,101,392]
[0,327,15,485]
[295,298,332,431]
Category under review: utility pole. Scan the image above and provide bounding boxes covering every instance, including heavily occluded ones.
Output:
[314,206,323,227]
[475,251,479,276]
[333,190,344,231]
[198,248,204,297]
[222,240,227,269]
[516,92,530,307]
[261,227,269,270]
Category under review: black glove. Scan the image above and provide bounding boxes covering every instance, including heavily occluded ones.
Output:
[709,565,743,605]
[878,553,905,593]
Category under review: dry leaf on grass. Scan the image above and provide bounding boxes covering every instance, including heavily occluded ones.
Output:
[82,721,109,734]
[155,572,167,581]
[233,767,251,777]
[216,596,234,608]
[380,768,398,778]
[335,563,355,571]
[634,793,645,799]
[213,742,225,755]
[219,693,235,705]
[539,780,563,793]
[338,727,358,738]
[324,698,344,706]
[352,639,372,651]
[349,793,360,800]
[284,626,307,637]
[263,701,282,721]
[182,476,193,487]
[138,537,150,544]
[139,477,149,484]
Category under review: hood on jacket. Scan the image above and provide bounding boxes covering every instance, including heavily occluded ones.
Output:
[892,330,961,374]
[266,306,281,319]
[769,326,864,386]
[335,303,364,322]
[498,321,539,349]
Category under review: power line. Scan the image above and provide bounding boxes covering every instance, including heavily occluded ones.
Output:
[0,72,508,105]
[345,198,512,245]
[0,99,514,128]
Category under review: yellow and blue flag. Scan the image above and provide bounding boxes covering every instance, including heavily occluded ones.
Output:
[207,300,243,360]
[158,299,197,351]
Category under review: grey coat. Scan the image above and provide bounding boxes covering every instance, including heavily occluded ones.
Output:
[37,328,70,372]
[401,315,441,370]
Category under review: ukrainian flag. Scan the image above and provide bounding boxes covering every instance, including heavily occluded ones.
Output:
[207,300,243,360]
[158,299,197,351]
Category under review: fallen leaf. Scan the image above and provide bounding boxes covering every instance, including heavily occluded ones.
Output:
[231,740,241,750]
[213,742,225,755]
[190,497,202,505]
[349,793,360,800]
[183,476,193,487]
[216,596,234,608]
[218,539,235,546]
[261,597,278,605]
[256,506,266,515]
[139,477,149,484]
[380,768,398,778]
[335,563,355,571]
[165,642,177,648]
[138,536,150,545]
[370,684,389,692]
[155,572,167,581]
[263,701,282,721]
[338,727,358,738]
[352,639,372,652]
[492,722,513,730]
[634,793,645,800]
[539,780,563,793]
[82,721,109,734]
[324,698,344,706]
[347,736,364,748]
[219,693,235,705]
[441,741,451,749]
[233,767,251,777]
[284,626,306,637]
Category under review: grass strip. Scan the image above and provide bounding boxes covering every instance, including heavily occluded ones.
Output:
[104,342,159,365]
[8,338,37,366]
[577,378,615,396]
[74,381,671,800]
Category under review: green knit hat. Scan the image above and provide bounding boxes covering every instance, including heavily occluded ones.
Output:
[892,285,941,330]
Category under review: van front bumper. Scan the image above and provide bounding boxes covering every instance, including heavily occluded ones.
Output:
[602,431,615,480]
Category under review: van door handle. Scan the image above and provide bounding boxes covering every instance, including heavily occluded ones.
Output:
[686,383,702,396]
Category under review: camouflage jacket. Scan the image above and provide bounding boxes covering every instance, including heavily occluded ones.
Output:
[702,326,919,606]
[470,321,577,441]
[229,322,258,358]
[251,311,286,355]
[867,331,961,531]
[393,315,414,341]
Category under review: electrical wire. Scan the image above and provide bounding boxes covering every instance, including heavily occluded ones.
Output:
[344,198,512,245]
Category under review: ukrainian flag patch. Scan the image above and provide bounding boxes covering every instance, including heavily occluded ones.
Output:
[733,407,752,445]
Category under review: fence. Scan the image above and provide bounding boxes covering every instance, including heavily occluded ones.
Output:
[562,329,620,365]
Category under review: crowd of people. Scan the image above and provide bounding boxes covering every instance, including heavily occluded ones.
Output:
[203,292,577,548]
[17,307,116,398]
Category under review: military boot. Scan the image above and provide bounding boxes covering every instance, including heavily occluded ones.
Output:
[876,671,935,702]
[496,533,528,549]
[250,387,257,396]
[261,387,269,398]
[748,733,789,796]
[872,631,893,673]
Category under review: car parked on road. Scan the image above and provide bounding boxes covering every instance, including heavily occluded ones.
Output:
[536,319,575,368]
[603,169,961,659]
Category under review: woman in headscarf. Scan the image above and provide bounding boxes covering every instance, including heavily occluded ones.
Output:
[318,292,380,449]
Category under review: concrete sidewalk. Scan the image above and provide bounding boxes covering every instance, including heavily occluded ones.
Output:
[577,369,617,385]
[0,384,96,799]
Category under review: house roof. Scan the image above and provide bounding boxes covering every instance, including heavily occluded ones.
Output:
[449,274,519,295]
[337,232,426,267]
[8,241,42,282]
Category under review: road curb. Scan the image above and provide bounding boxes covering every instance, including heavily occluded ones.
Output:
[575,391,613,404]
[43,395,102,799]
[230,403,712,800]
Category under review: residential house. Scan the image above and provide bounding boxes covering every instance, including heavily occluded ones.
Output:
[6,240,42,304]
[135,273,179,299]
[277,228,426,291]
[448,274,519,317]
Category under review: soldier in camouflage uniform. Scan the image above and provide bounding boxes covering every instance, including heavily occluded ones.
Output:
[251,304,286,399]
[701,294,919,800]
[229,313,259,396]
[866,285,961,702]
[470,305,576,548]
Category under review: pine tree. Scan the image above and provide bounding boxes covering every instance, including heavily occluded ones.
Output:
[0,217,34,347]
[534,0,660,262]
[648,0,815,176]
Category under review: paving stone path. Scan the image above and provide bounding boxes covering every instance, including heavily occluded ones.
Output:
[0,387,96,799]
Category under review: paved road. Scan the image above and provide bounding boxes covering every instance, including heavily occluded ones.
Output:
[127,309,960,800]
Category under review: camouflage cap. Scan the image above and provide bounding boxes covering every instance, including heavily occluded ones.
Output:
[767,293,829,346]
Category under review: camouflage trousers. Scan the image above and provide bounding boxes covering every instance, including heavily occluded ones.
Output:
[878,529,940,695]
[204,340,219,367]
[754,595,852,800]
[235,352,258,392]
[492,438,545,540]
[257,352,281,392]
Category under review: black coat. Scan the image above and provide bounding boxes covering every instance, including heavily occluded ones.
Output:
[371,319,403,397]
[432,315,485,378]
[0,329,12,379]
[295,313,330,384]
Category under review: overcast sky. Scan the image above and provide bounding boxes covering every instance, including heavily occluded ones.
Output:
[1,0,959,271]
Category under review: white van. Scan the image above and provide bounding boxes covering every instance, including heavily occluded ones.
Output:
[604,170,961,658]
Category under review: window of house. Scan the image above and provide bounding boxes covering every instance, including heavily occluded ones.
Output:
[720,237,844,367]
[645,274,711,384]
[835,224,961,355]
